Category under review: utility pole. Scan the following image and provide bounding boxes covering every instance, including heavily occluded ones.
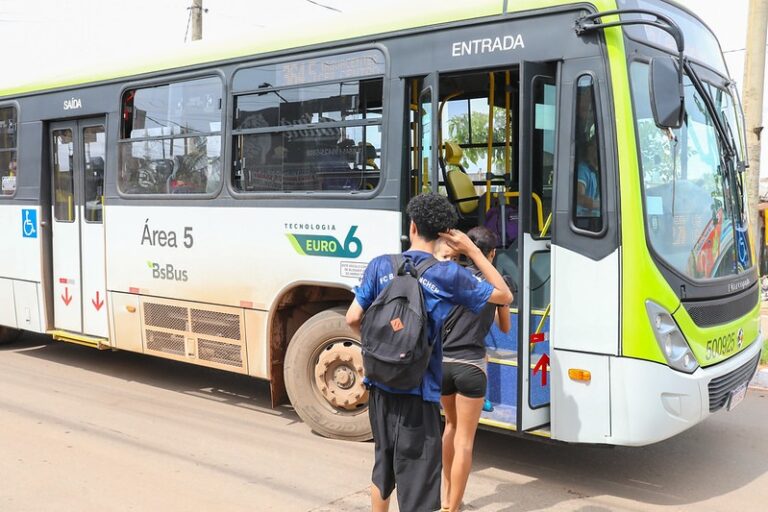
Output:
[742,0,768,264]
[191,0,203,41]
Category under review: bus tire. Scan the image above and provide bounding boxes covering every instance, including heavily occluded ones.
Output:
[0,326,21,345]
[284,307,372,442]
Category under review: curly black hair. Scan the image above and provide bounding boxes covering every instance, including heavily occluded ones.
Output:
[406,193,458,241]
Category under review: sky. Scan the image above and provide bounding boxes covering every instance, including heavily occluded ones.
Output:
[0,0,764,173]
[0,0,754,88]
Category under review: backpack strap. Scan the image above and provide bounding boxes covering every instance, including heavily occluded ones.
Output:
[414,255,439,278]
[390,254,406,276]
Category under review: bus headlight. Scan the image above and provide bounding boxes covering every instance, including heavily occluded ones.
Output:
[645,301,699,374]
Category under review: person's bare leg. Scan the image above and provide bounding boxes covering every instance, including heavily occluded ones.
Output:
[441,394,458,510]
[448,394,484,512]
[371,483,390,512]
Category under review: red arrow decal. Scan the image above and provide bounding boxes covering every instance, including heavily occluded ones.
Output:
[61,287,72,306]
[92,291,104,311]
[533,353,550,387]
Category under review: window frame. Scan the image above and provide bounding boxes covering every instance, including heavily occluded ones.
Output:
[227,46,387,199]
[81,123,107,224]
[116,71,226,199]
[569,71,608,238]
[52,127,76,223]
[0,102,19,200]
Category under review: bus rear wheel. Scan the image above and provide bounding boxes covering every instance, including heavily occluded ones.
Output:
[0,326,21,345]
[284,307,372,441]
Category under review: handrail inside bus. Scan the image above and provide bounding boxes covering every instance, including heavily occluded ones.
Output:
[485,71,495,212]
[503,191,545,233]
[540,212,553,238]
[535,303,551,335]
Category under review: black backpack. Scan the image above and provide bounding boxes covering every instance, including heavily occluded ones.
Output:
[360,254,438,390]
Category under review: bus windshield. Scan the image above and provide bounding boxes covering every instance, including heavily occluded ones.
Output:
[630,62,752,281]
[618,0,728,75]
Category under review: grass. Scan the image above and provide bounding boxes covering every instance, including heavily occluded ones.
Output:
[762,338,768,366]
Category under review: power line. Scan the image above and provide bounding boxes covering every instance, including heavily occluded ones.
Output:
[724,44,768,54]
[305,0,342,13]
[184,5,192,42]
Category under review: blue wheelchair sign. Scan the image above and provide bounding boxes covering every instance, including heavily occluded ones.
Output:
[22,209,37,238]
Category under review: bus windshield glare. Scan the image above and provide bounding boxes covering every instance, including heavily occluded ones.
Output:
[630,62,752,281]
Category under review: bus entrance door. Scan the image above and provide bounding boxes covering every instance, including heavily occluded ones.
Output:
[518,61,555,432]
[49,118,108,338]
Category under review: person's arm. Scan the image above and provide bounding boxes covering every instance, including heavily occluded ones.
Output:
[439,229,513,305]
[495,305,511,333]
[345,258,380,335]
[577,181,600,210]
[346,300,365,336]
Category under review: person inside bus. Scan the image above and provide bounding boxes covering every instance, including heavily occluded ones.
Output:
[436,226,511,512]
[346,193,513,512]
[434,237,459,263]
[576,135,600,217]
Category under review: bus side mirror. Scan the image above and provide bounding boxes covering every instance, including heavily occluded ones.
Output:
[649,56,684,129]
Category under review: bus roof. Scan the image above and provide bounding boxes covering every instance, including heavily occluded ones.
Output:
[0,0,632,99]
[0,0,503,99]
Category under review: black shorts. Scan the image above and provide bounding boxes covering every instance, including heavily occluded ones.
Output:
[368,386,441,512]
[441,362,487,398]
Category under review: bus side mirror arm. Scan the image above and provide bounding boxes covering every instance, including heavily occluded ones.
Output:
[575,8,686,129]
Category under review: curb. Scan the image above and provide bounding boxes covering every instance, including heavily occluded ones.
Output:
[750,367,768,389]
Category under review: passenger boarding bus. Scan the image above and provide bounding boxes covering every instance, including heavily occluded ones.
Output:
[0,0,761,445]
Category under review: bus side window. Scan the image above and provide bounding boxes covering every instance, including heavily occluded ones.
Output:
[572,75,603,233]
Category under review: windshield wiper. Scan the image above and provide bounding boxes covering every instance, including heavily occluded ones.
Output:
[684,60,745,221]
[683,60,736,160]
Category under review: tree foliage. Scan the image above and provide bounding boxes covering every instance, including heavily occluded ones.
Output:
[446,109,511,173]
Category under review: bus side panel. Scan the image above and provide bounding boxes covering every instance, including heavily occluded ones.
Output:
[0,203,45,332]
[0,278,16,328]
[103,205,400,309]
[0,204,42,282]
[13,281,42,333]
[551,246,619,355]
[244,308,269,379]
[550,350,610,443]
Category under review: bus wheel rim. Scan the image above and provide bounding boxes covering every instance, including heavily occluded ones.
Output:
[314,339,368,411]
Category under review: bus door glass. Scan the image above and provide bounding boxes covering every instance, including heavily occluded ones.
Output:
[403,74,439,249]
[518,62,556,431]
[419,73,439,194]
[50,118,107,336]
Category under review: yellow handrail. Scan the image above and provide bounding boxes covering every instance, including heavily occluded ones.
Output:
[505,71,511,179]
[531,192,544,233]
[411,82,419,195]
[502,191,545,233]
[485,71,495,212]
[535,303,551,334]
[540,212,553,238]
[438,91,464,151]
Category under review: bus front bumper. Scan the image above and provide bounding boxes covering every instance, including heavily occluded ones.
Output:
[607,334,762,447]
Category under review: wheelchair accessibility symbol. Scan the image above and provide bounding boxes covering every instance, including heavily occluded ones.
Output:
[22,209,37,238]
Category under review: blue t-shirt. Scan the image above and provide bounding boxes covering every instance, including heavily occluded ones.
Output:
[577,162,599,217]
[354,250,494,402]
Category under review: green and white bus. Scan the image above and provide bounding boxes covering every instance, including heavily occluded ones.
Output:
[0,0,761,445]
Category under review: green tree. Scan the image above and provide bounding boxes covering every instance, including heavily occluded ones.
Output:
[446,109,511,173]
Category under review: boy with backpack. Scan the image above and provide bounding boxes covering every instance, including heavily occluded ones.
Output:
[345,193,513,512]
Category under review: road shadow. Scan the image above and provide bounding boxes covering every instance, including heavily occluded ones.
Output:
[465,390,768,511]
[4,332,299,423]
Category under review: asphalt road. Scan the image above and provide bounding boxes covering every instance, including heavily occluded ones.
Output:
[1,333,766,512]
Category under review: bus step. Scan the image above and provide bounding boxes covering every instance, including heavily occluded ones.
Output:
[48,330,111,350]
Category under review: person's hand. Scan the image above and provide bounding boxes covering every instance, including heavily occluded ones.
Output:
[438,229,480,257]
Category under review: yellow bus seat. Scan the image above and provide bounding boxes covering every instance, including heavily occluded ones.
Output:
[441,141,479,216]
